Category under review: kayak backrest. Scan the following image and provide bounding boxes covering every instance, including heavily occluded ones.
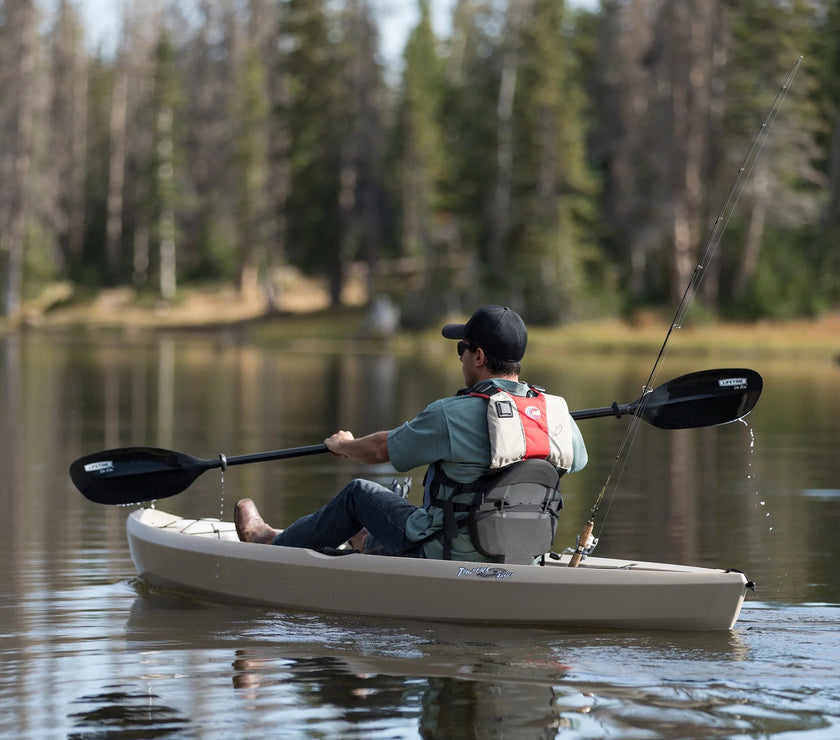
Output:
[468,459,563,565]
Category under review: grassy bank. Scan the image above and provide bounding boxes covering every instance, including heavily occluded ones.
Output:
[528,315,840,361]
[5,282,839,362]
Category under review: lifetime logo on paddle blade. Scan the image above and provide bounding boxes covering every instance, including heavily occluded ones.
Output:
[84,460,115,475]
[719,377,748,390]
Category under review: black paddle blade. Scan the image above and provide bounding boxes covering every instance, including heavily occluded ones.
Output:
[69,447,216,505]
[636,368,762,429]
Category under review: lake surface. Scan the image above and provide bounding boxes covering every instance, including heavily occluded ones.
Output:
[2,329,839,738]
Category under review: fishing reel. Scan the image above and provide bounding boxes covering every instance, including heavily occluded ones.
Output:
[562,530,599,560]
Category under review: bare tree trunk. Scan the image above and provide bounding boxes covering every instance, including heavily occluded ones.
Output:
[667,4,692,306]
[347,0,383,302]
[488,0,526,276]
[50,0,88,272]
[157,106,177,301]
[597,0,658,297]
[106,50,129,282]
[120,0,159,289]
[1,1,36,318]
[665,1,712,307]
[698,3,727,306]
[160,209,177,301]
[250,0,286,301]
[68,59,88,268]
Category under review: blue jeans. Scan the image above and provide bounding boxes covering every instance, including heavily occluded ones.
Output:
[272,479,425,557]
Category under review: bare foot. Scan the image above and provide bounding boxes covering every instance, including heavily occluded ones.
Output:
[234,499,281,544]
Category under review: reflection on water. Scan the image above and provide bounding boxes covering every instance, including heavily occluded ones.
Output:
[52,587,839,739]
[69,688,192,739]
[2,332,840,738]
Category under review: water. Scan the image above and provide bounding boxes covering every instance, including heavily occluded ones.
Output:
[2,331,840,738]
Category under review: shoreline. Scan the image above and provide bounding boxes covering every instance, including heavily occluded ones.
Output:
[3,283,839,362]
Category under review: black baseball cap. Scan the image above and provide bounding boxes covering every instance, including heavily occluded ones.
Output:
[441,305,528,361]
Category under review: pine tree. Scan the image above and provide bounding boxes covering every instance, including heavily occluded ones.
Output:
[231,43,270,298]
[149,29,184,300]
[441,3,496,226]
[438,0,506,311]
[281,0,346,306]
[335,0,388,300]
[506,0,597,322]
[393,0,449,315]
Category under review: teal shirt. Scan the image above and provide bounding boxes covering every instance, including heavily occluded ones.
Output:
[387,379,588,561]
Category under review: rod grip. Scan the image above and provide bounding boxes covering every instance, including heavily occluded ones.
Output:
[569,519,595,568]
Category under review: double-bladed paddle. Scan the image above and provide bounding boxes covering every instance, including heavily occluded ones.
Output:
[70,367,762,506]
[570,367,762,429]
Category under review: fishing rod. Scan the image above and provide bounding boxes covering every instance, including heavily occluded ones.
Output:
[567,56,804,568]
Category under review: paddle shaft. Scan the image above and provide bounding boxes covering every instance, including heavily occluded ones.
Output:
[220,444,328,469]
[570,402,624,421]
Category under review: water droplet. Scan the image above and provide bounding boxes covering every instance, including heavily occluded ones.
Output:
[218,470,226,534]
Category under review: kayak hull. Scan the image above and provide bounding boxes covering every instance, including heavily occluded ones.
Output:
[126,508,750,631]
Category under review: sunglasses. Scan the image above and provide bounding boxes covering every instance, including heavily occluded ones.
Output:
[457,341,478,357]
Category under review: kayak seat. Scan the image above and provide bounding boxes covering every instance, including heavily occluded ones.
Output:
[468,459,563,565]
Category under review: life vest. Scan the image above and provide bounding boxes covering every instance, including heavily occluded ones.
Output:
[422,381,574,564]
[472,382,575,472]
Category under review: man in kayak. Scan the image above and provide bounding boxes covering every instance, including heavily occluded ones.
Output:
[235,305,588,561]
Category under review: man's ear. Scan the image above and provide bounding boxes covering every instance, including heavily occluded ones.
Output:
[473,346,487,367]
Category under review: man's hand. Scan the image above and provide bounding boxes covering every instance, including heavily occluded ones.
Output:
[324,429,391,464]
[325,430,355,458]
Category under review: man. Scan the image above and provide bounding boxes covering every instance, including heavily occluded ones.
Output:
[235,305,588,561]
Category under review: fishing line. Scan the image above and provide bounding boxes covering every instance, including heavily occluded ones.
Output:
[569,56,803,565]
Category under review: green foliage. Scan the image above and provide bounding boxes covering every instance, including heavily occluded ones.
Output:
[731,228,828,320]
[22,221,60,295]
[393,0,447,263]
[1,0,838,323]
[436,1,503,264]
[181,207,237,282]
[78,56,113,285]
[505,0,599,322]
[281,0,346,303]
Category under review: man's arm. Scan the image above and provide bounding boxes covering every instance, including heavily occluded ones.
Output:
[324,429,391,464]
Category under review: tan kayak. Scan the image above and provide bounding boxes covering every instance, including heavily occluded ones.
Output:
[127,508,752,631]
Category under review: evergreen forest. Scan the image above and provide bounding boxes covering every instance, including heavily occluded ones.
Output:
[1,0,838,326]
